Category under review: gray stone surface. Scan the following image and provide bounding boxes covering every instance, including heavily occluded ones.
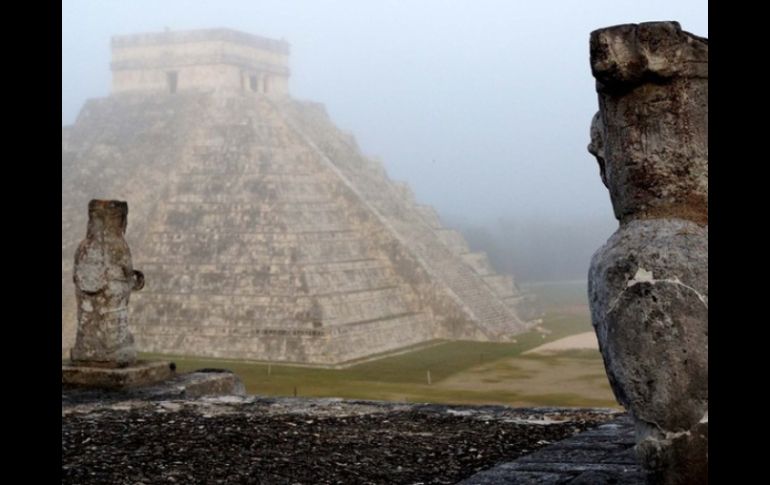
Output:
[70,200,145,367]
[460,416,644,484]
[62,393,618,483]
[587,21,708,484]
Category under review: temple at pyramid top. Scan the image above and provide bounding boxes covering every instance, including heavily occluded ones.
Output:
[110,28,290,96]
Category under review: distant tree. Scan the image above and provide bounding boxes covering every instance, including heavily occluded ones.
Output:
[444,214,616,283]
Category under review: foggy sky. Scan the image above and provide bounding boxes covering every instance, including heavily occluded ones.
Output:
[62,1,708,279]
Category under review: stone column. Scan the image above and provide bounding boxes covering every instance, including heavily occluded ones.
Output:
[70,200,145,368]
[587,22,707,485]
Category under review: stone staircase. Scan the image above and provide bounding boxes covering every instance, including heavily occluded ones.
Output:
[278,99,531,339]
[63,92,533,364]
[127,94,435,363]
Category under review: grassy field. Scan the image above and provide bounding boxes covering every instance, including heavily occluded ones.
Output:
[141,281,618,408]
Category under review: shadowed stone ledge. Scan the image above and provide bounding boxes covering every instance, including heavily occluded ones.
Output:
[62,368,246,404]
[62,360,174,389]
[459,415,644,484]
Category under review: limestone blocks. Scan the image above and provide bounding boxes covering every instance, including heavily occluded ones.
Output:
[587,22,708,485]
[70,200,145,367]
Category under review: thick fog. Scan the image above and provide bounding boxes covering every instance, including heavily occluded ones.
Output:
[62,0,707,281]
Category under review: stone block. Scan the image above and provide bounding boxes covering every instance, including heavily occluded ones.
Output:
[62,360,174,389]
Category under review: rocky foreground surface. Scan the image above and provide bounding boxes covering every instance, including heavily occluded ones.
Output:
[62,391,619,484]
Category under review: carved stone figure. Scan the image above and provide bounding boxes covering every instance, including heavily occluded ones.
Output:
[70,200,145,367]
[587,22,708,485]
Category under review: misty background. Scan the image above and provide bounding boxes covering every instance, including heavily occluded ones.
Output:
[62,1,707,282]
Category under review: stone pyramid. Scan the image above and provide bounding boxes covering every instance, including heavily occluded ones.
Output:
[62,29,536,365]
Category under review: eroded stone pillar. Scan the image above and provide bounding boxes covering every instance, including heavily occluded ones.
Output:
[587,22,707,485]
[70,200,144,367]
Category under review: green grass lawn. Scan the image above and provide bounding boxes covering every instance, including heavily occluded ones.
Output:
[141,281,618,408]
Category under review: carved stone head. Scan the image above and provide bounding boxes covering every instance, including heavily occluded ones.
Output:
[588,21,708,225]
[87,199,129,237]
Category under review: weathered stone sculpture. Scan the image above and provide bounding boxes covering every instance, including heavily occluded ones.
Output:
[70,200,144,367]
[64,199,245,394]
[587,22,707,484]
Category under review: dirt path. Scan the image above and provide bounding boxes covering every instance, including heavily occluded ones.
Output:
[523,332,598,355]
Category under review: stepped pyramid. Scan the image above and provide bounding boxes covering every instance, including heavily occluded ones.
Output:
[62,29,537,364]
